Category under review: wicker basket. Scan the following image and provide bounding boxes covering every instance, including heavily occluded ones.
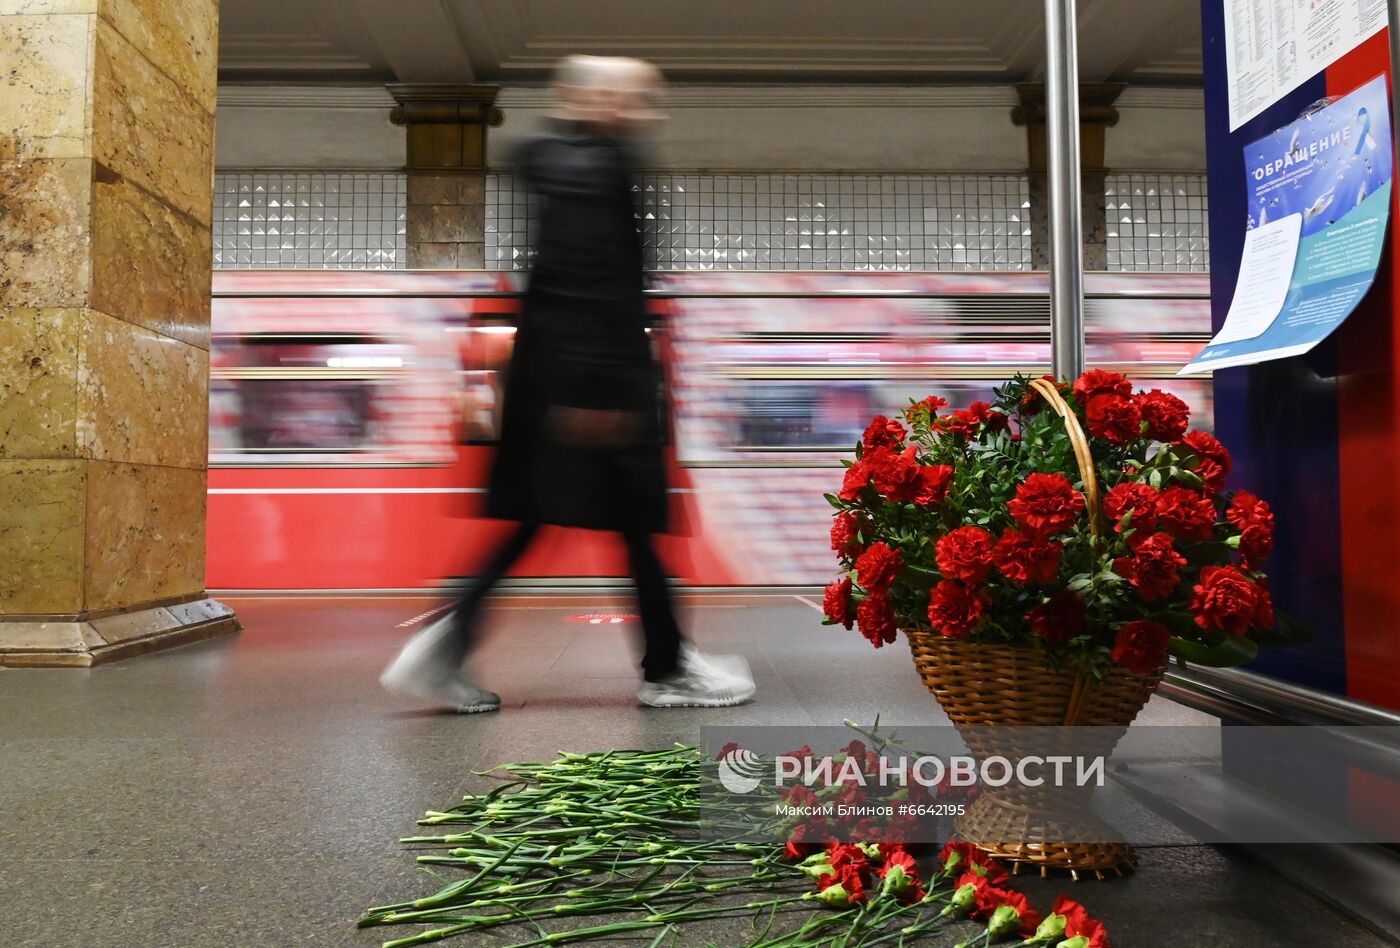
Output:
[907,630,1163,877]
[907,377,1164,878]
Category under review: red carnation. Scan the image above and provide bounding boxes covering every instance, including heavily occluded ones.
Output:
[936,526,996,583]
[856,591,898,648]
[1103,482,1160,534]
[1137,389,1190,442]
[1226,491,1274,566]
[816,862,869,907]
[904,394,949,423]
[1114,532,1187,602]
[1053,896,1112,948]
[942,401,1007,438]
[1189,565,1262,636]
[839,458,871,501]
[1073,369,1132,400]
[870,446,923,503]
[1155,486,1217,541]
[928,580,989,639]
[830,512,863,557]
[823,577,855,629]
[994,529,1063,585]
[863,415,906,452]
[823,840,868,868]
[938,841,1010,884]
[1179,429,1232,493]
[855,542,902,592]
[877,848,926,904]
[781,784,819,807]
[1025,590,1086,645]
[783,819,835,860]
[974,884,1042,935]
[1085,392,1143,444]
[914,464,955,506]
[1007,473,1085,536]
[1111,619,1171,675]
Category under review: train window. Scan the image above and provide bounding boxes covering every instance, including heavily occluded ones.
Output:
[211,333,413,460]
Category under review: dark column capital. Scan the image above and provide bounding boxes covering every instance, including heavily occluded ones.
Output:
[387,83,503,173]
[1011,82,1125,173]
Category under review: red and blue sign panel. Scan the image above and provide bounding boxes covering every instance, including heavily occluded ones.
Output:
[1202,4,1400,711]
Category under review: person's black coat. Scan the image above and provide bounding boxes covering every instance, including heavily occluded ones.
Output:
[484,125,669,534]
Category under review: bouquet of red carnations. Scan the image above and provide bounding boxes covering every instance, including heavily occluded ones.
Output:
[823,371,1294,675]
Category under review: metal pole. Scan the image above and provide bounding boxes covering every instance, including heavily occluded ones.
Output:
[1044,0,1085,379]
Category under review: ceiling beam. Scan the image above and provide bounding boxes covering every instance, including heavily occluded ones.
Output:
[347,0,477,82]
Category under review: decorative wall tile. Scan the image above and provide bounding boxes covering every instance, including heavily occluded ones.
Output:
[0,308,82,458]
[92,18,214,226]
[0,459,85,615]
[486,172,1034,271]
[77,310,209,469]
[1105,173,1209,271]
[83,460,206,611]
[212,172,406,269]
[0,13,92,161]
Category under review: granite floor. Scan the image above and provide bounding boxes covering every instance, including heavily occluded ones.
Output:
[0,593,1391,947]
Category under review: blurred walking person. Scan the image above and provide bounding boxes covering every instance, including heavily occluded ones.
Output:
[381,56,755,712]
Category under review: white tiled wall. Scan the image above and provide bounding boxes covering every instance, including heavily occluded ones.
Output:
[1104,174,1209,271]
[487,172,1033,271]
[211,170,1210,273]
[213,173,406,269]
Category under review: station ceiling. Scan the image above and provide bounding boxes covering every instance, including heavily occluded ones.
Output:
[217,0,1203,85]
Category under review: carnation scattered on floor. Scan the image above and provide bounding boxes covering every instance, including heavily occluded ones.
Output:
[358,737,1115,947]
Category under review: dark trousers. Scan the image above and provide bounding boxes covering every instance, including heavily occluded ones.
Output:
[436,522,683,682]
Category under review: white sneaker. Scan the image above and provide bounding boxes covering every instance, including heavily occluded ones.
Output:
[380,615,500,713]
[637,649,756,708]
[680,644,753,686]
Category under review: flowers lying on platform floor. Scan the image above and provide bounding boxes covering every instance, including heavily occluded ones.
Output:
[358,740,1111,947]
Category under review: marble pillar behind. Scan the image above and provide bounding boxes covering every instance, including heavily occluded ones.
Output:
[1027,172,1109,271]
[406,173,486,268]
[0,0,237,664]
[389,84,499,269]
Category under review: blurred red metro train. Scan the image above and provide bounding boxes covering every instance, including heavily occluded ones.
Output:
[207,270,1211,591]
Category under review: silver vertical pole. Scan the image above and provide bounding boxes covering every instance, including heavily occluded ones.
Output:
[1044,0,1085,379]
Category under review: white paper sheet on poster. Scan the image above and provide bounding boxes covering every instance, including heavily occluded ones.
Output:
[1210,213,1302,345]
[1224,0,1388,131]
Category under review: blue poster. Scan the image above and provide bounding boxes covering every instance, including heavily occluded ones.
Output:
[1183,75,1393,375]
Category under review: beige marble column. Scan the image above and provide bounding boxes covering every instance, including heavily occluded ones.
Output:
[0,0,237,665]
[388,84,500,269]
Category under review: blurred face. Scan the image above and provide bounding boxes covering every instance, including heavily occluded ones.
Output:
[555,58,663,134]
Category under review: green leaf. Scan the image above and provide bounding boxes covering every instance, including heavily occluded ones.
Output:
[1169,634,1259,667]
[823,493,845,510]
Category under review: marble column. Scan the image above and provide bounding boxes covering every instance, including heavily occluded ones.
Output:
[388,84,501,269]
[0,0,237,665]
[1014,83,1123,272]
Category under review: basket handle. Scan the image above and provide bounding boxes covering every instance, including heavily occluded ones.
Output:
[1028,377,1100,539]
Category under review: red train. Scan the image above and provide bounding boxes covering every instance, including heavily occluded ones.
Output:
[208,270,1211,591]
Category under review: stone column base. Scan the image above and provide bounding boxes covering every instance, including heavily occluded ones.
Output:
[0,598,239,668]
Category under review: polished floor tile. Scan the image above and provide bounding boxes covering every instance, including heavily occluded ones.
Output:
[0,594,1387,947]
